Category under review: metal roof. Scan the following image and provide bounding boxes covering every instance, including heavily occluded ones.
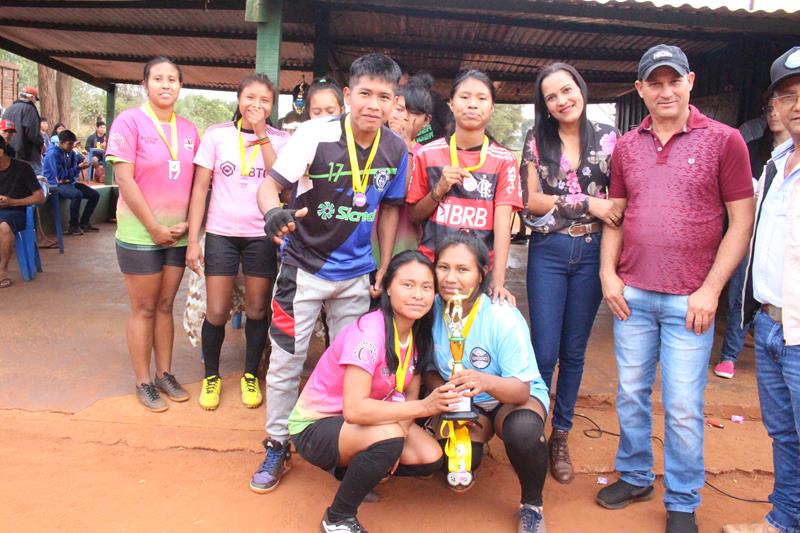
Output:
[1,0,799,103]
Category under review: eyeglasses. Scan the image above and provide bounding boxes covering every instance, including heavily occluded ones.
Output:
[771,92,800,109]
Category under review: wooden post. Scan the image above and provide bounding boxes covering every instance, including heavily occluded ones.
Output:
[104,83,116,185]
[247,0,283,125]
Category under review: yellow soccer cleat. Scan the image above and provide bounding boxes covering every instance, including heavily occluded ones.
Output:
[199,375,221,410]
[241,373,263,408]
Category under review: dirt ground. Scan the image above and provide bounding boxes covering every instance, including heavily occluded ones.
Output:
[1,225,774,532]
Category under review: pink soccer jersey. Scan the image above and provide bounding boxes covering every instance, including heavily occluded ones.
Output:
[288,310,417,435]
[194,123,289,237]
[106,107,199,247]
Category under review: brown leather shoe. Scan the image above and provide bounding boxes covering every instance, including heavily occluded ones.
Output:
[549,429,575,484]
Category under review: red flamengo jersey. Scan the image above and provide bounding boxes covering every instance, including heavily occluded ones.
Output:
[407,137,523,261]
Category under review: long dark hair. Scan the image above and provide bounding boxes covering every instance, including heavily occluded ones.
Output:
[369,251,436,375]
[434,231,491,296]
[300,77,345,121]
[50,122,66,137]
[231,73,278,125]
[533,63,592,180]
[447,69,498,145]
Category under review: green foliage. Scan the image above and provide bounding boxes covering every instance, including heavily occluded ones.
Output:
[488,104,533,157]
[175,94,235,134]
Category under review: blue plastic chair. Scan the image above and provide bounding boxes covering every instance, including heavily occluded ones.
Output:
[14,205,42,281]
[47,185,65,254]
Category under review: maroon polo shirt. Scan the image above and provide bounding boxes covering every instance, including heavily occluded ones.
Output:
[609,105,752,295]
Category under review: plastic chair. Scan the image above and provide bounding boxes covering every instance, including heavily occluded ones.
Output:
[47,184,65,254]
[14,205,42,281]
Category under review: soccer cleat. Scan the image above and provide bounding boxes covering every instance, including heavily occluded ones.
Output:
[154,371,189,402]
[136,382,168,412]
[518,505,547,533]
[320,510,368,533]
[241,373,263,408]
[198,376,221,410]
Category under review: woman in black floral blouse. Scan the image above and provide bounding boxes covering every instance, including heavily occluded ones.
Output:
[522,63,621,485]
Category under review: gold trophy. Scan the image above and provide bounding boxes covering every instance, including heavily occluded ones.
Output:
[443,288,478,421]
[442,288,477,489]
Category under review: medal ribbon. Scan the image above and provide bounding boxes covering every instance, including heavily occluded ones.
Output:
[392,320,414,394]
[441,420,473,477]
[443,294,482,343]
[237,119,260,177]
[142,102,178,161]
[449,134,489,172]
[344,113,381,195]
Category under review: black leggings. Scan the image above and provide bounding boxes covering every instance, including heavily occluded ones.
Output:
[500,409,548,506]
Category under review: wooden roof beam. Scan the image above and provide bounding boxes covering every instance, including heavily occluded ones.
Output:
[0,36,108,89]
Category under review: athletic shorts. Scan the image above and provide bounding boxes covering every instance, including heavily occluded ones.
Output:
[115,241,187,275]
[0,209,26,233]
[204,232,277,278]
[291,416,345,474]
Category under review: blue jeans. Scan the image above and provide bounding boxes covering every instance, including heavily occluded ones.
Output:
[56,183,99,226]
[754,311,800,533]
[719,257,752,362]
[526,232,602,431]
[614,285,714,512]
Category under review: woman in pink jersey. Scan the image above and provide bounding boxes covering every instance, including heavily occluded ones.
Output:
[106,57,200,412]
[287,251,460,533]
[186,74,290,411]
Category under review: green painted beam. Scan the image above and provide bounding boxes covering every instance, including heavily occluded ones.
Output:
[248,0,283,125]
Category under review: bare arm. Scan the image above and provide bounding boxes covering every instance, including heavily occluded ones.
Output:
[1,188,45,208]
[489,204,515,305]
[600,197,630,320]
[342,366,459,425]
[185,166,213,273]
[408,166,469,224]
[371,204,400,297]
[256,175,284,215]
[685,197,755,334]
[113,161,175,246]
[525,161,557,215]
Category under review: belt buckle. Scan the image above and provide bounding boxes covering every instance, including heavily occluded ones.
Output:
[567,224,583,237]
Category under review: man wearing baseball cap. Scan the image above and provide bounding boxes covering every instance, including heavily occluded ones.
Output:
[0,119,18,159]
[725,46,800,533]
[597,44,754,532]
[1,86,44,173]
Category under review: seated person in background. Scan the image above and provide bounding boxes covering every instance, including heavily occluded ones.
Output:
[85,120,106,182]
[43,129,99,235]
[0,119,18,159]
[0,136,45,288]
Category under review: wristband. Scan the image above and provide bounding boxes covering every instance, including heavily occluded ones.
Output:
[430,189,444,203]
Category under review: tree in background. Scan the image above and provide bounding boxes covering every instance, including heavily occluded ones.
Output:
[488,104,533,157]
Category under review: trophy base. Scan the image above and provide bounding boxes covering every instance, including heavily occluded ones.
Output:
[442,410,479,422]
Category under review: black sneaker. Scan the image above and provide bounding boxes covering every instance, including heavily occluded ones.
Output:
[80,223,100,232]
[320,510,368,533]
[596,479,654,509]
[666,511,698,533]
[68,224,84,235]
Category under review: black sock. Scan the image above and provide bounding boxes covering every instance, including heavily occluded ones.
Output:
[394,456,443,477]
[201,319,225,378]
[327,437,404,522]
[502,409,548,506]
[244,316,269,376]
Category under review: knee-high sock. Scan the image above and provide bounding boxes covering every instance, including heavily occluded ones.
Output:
[201,319,225,378]
[503,409,548,506]
[394,456,443,477]
[327,437,404,522]
[244,316,269,376]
